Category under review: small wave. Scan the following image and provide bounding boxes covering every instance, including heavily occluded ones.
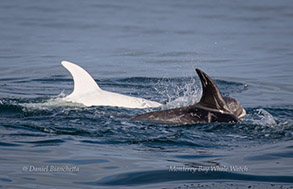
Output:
[0,99,26,116]
[79,169,293,186]
[19,139,65,146]
[117,77,162,83]
[19,91,84,110]
[0,142,22,147]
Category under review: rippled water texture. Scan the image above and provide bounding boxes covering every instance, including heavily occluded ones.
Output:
[0,0,293,188]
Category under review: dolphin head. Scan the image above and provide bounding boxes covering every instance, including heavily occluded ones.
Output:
[196,68,246,119]
[223,97,246,119]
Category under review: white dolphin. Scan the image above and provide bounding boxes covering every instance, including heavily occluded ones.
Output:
[61,61,162,108]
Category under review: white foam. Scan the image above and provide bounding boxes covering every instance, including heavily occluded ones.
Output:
[20,91,84,111]
[245,108,277,127]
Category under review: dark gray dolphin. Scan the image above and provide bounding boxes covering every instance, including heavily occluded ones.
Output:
[132,69,246,125]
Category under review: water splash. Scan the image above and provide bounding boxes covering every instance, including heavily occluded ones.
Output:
[244,108,277,127]
[154,78,201,109]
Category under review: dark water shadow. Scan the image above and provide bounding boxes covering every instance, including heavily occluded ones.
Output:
[75,170,293,186]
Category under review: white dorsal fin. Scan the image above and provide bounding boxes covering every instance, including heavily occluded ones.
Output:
[61,61,101,97]
[60,60,162,108]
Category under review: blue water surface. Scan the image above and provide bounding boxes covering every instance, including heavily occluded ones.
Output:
[0,0,293,188]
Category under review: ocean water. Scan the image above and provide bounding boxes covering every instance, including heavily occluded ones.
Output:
[0,0,293,188]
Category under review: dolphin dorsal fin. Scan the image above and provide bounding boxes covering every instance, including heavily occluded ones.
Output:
[61,61,101,97]
[196,68,230,112]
